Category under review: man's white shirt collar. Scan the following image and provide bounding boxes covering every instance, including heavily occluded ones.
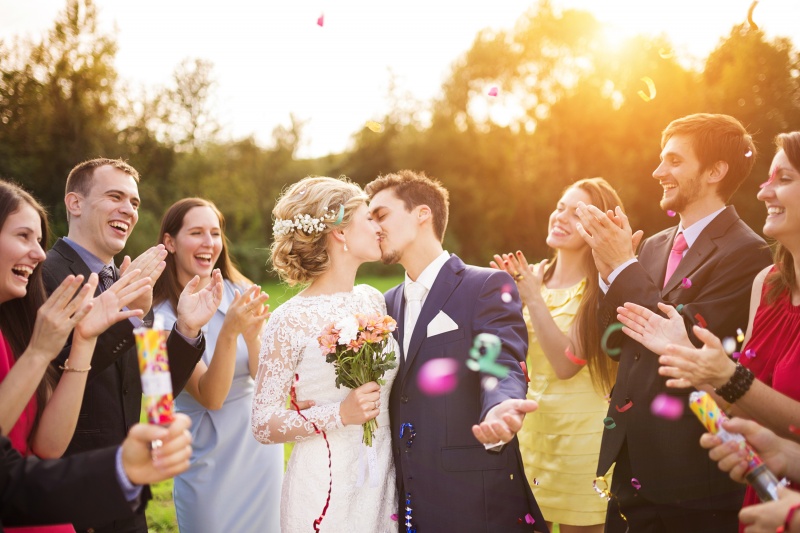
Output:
[405,250,450,292]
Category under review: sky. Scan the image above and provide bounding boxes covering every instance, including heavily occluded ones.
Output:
[2,1,799,158]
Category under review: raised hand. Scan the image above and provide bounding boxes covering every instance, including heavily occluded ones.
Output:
[175,269,223,337]
[223,285,271,338]
[27,275,96,360]
[74,271,151,340]
[118,244,167,315]
[472,399,538,445]
[575,203,643,281]
[617,301,692,356]
[122,413,193,485]
[658,326,738,389]
[339,381,380,425]
[490,251,542,305]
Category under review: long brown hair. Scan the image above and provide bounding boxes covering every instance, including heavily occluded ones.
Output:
[0,180,58,445]
[765,132,800,304]
[542,177,622,395]
[153,198,249,311]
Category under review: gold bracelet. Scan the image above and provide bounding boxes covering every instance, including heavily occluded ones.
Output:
[59,359,91,373]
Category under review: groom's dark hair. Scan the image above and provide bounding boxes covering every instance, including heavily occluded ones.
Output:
[365,170,449,242]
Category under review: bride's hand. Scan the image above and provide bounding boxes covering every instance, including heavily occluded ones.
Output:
[340,381,380,425]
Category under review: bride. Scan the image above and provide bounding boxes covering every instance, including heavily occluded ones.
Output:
[251,176,398,532]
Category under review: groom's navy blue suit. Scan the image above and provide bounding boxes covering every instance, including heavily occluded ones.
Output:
[386,254,547,532]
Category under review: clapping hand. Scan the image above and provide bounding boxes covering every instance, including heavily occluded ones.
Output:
[472,399,538,446]
[74,271,152,340]
[224,284,270,340]
[617,301,692,356]
[27,275,96,360]
[175,269,224,338]
[490,251,543,305]
[118,245,168,315]
[658,326,738,389]
[574,203,643,281]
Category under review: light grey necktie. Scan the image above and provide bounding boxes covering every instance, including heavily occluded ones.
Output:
[403,281,427,357]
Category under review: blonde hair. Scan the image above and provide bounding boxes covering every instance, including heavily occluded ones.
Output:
[270,176,366,285]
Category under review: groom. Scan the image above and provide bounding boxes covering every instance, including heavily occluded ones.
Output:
[366,171,546,532]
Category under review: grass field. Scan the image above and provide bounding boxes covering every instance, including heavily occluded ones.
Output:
[145,275,403,532]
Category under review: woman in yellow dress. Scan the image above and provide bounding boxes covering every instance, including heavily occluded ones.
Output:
[492,177,625,533]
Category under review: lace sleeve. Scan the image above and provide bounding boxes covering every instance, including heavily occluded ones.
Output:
[362,284,389,316]
[251,307,343,444]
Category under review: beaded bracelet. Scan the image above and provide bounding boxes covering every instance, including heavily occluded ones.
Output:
[714,362,754,404]
[59,358,91,373]
[776,502,800,533]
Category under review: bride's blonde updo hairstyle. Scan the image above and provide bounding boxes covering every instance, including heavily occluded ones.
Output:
[270,176,367,286]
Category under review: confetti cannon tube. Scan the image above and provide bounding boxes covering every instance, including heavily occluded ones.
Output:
[689,391,780,502]
[134,316,175,425]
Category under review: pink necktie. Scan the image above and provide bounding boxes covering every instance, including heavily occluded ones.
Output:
[663,232,688,287]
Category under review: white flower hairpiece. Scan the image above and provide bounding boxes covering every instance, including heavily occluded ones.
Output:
[272,204,345,238]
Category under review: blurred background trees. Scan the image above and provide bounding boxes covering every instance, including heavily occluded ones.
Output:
[2,0,799,281]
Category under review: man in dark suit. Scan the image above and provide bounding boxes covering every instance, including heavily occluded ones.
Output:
[366,170,547,532]
[2,414,192,529]
[575,114,773,531]
[42,158,215,533]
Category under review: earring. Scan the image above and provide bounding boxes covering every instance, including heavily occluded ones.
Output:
[343,242,349,252]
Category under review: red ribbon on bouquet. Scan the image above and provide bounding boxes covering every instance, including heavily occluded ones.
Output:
[290,373,332,532]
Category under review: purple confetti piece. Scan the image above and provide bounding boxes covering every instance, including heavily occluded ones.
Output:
[650,393,684,421]
[631,478,642,490]
[745,349,756,359]
[681,277,692,289]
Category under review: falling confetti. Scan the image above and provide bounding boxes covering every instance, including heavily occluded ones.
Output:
[601,323,624,356]
[417,358,459,396]
[675,304,684,313]
[520,361,531,383]
[681,278,692,289]
[631,478,642,490]
[488,86,499,97]
[467,333,510,378]
[501,283,513,303]
[737,328,745,343]
[366,121,384,133]
[745,149,754,158]
[722,337,737,355]
[525,514,536,525]
[744,348,757,359]
[747,1,759,31]
[481,376,499,391]
[615,400,634,413]
[637,76,656,102]
[317,14,324,27]
[603,417,617,429]
[533,478,540,486]
[694,313,707,329]
[658,47,674,59]
[390,514,398,522]
[650,393,684,420]
[667,210,676,217]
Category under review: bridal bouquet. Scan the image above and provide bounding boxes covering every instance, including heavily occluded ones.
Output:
[318,313,397,446]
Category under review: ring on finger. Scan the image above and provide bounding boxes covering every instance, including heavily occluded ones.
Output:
[513,273,524,281]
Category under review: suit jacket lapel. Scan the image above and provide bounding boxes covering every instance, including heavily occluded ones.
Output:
[662,206,738,295]
[52,239,103,297]
[402,256,463,383]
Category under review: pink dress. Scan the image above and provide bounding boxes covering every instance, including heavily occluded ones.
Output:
[0,331,38,455]
[739,267,800,529]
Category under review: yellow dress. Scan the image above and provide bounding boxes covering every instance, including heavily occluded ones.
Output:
[518,278,612,526]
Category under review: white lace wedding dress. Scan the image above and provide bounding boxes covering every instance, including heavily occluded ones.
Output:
[252,284,399,533]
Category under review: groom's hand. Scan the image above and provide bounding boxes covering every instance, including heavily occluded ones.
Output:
[472,399,538,446]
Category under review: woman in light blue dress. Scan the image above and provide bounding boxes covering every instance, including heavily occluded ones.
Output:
[153,198,282,532]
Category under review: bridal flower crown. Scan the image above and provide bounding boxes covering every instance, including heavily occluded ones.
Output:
[272,203,345,238]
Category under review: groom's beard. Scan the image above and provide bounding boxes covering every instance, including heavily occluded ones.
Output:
[380,249,401,265]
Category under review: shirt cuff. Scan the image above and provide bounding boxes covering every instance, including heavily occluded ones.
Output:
[115,447,143,502]
[173,324,203,347]
[599,258,638,293]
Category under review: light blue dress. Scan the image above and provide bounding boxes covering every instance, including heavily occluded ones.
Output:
[155,279,282,532]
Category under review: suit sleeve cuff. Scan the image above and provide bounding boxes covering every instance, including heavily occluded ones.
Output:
[601,258,638,292]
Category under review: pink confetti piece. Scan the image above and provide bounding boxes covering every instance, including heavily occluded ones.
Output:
[390,514,398,521]
[650,393,684,420]
[667,210,676,217]
[615,400,633,413]
[732,351,741,360]
[317,14,324,27]
[525,513,536,524]
[631,478,641,490]
[744,348,756,359]
[681,277,692,289]
[417,358,459,396]
[790,425,800,436]
[488,86,498,97]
